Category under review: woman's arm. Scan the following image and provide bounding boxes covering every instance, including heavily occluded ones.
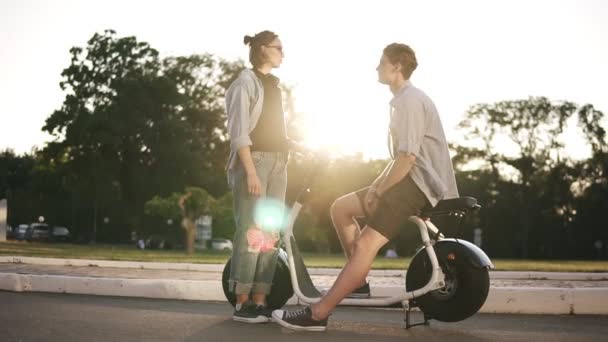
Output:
[237,146,262,196]
[226,80,253,153]
[226,78,261,196]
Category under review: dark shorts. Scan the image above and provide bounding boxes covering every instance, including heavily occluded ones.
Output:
[355,176,430,240]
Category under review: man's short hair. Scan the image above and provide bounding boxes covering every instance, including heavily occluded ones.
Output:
[383,43,418,79]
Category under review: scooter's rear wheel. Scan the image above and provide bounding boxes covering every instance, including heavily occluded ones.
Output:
[406,246,490,322]
[221,254,293,310]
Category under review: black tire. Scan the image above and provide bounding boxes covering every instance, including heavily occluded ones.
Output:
[406,245,490,322]
[222,255,294,311]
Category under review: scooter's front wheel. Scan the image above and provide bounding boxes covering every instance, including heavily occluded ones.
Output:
[406,245,490,322]
[221,251,294,310]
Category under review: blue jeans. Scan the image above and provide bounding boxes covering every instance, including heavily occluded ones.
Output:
[229,151,288,295]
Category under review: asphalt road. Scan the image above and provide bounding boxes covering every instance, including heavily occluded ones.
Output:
[1,291,607,341]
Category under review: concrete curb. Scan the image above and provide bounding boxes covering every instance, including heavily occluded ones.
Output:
[2,256,607,280]
[482,287,608,315]
[0,256,224,273]
[0,273,298,305]
[1,272,607,315]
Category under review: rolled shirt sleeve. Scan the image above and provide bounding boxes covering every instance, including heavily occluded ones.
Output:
[392,96,427,157]
[387,82,459,206]
[226,80,253,151]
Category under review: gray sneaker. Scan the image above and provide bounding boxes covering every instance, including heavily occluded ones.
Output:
[272,307,328,332]
[233,301,270,323]
[347,282,371,298]
[320,282,371,298]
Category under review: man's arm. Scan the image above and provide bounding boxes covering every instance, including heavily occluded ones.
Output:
[363,160,394,212]
[370,160,393,191]
[374,95,426,196]
[375,152,416,196]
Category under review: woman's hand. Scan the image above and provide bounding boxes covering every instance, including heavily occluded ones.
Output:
[289,140,314,156]
[246,172,262,197]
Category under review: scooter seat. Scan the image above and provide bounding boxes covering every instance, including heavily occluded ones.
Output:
[421,197,478,216]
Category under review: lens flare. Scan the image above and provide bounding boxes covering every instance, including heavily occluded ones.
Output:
[254,198,289,232]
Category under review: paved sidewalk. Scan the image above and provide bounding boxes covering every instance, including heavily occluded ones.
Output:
[1,256,607,315]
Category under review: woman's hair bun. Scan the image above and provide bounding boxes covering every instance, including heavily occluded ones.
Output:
[243,35,254,45]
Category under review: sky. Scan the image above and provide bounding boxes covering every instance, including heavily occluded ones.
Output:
[1,0,607,160]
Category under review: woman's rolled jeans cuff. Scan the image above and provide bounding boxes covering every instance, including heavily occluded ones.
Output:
[229,280,273,295]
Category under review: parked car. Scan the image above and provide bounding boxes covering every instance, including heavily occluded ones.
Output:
[49,226,71,242]
[25,223,50,242]
[6,225,15,240]
[211,238,233,251]
[144,235,175,250]
[14,224,29,240]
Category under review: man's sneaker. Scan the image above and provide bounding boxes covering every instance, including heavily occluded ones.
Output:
[233,301,270,323]
[347,282,371,298]
[272,307,328,332]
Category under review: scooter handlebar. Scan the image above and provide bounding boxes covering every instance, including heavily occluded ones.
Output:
[293,152,331,204]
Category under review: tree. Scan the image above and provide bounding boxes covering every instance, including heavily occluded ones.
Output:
[41,29,244,239]
[212,192,236,240]
[455,97,607,258]
[0,150,35,226]
[145,187,217,254]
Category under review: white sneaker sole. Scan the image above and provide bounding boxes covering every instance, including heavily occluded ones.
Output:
[346,293,371,299]
[271,310,327,332]
[233,315,270,323]
[321,289,370,299]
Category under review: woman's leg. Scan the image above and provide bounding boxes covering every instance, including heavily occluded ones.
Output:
[229,157,268,305]
[251,152,287,305]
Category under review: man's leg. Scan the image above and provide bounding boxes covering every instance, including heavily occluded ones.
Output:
[272,225,389,331]
[311,226,389,320]
[330,192,366,260]
[330,191,370,293]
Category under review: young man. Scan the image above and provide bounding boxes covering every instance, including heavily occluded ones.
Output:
[272,43,459,332]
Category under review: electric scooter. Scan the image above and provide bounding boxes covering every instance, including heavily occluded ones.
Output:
[222,157,493,328]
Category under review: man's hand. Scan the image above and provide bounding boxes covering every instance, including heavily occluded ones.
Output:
[364,187,380,215]
[247,172,262,196]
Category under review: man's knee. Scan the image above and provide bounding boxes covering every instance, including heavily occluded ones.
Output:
[353,227,390,256]
[330,198,346,219]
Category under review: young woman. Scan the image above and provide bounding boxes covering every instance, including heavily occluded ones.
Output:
[225,30,290,323]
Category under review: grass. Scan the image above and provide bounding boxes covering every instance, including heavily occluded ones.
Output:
[1,241,608,272]
[0,241,229,264]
